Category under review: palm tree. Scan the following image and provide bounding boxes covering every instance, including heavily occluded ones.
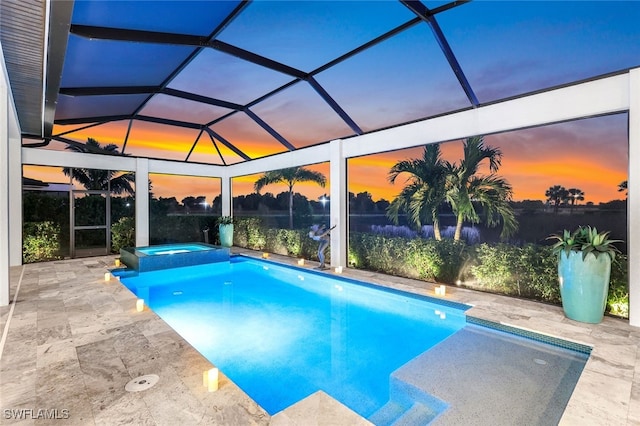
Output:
[446,136,517,240]
[545,185,568,214]
[254,166,326,229]
[386,144,449,240]
[618,180,628,197]
[567,188,585,213]
[62,138,134,195]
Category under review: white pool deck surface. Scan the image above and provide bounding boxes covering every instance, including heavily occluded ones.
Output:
[1,248,639,425]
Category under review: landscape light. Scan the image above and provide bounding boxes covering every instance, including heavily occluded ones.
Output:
[206,368,219,392]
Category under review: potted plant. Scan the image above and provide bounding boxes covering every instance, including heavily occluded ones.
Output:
[547,226,621,323]
[217,216,234,248]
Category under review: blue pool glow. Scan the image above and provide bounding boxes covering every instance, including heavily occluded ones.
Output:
[136,244,210,255]
[118,257,470,418]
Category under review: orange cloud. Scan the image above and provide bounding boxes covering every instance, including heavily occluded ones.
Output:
[150,173,221,203]
[38,114,629,206]
[233,163,331,201]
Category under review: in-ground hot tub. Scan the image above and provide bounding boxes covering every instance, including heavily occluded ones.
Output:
[120,243,229,272]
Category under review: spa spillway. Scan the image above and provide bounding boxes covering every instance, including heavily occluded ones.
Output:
[120,243,229,272]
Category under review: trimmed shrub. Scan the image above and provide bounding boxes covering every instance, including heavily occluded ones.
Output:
[234,217,330,262]
[348,233,470,283]
[234,217,266,249]
[608,255,628,317]
[23,221,61,263]
[470,243,559,302]
[111,216,135,252]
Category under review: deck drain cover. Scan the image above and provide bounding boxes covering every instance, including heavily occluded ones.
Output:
[125,374,159,392]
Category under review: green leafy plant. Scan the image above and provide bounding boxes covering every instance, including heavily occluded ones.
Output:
[547,225,622,261]
[471,243,559,301]
[23,221,61,263]
[111,217,135,252]
[217,216,234,225]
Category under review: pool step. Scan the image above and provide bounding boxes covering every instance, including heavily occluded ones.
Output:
[368,401,405,425]
[393,402,437,426]
[369,401,436,426]
[368,377,446,426]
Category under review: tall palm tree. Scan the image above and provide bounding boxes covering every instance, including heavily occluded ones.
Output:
[62,138,134,195]
[567,188,585,213]
[545,185,568,214]
[446,136,517,240]
[254,166,326,229]
[460,175,518,240]
[386,144,449,240]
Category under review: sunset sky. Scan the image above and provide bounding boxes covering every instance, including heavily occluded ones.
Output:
[25,1,637,206]
[26,112,628,205]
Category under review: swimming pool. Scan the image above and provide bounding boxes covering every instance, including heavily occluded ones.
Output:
[117,256,589,424]
[118,256,470,419]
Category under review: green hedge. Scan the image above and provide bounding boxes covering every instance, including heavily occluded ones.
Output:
[23,221,62,263]
[469,243,628,317]
[232,222,629,318]
[111,217,135,252]
[470,243,560,301]
[234,217,320,259]
[347,234,469,283]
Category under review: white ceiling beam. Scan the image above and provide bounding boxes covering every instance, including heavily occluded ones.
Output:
[226,143,330,178]
[22,148,137,171]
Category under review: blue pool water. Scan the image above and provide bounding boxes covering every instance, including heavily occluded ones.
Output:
[136,244,211,255]
[118,256,469,418]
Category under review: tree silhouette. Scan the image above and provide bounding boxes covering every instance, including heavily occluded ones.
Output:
[545,185,568,214]
[445,136,517,240]
[351,192,376,212]
[567,188,585,213]
[387,144,449,240]
[254,166,326,229]
[618,180,628,197]
[62,138,134,195]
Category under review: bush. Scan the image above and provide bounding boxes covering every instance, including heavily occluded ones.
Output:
[111,217,135,252]
[234,217,330,261]
[608,255,628,317]
[234,217,266,249]
[470,243,559,302]
[23,221,61,263]
[348,233,470,283]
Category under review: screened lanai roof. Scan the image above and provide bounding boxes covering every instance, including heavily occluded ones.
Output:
[6,0,640,166]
